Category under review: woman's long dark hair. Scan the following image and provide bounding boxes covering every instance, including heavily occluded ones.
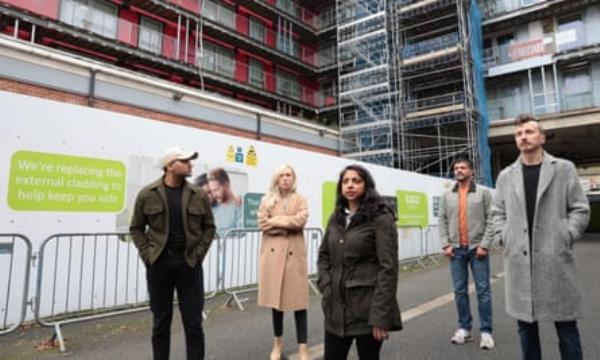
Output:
[332,164,395,226]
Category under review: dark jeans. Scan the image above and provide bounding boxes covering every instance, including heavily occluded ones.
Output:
[517,320,582,360]
[147,250,205,360]
[449,246,493,333]
[323,330,383,360]
[271,309,308,343]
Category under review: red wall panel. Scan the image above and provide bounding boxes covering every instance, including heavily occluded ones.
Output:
[2,0,60,19]
[235,53,248,83]
[165,0,200,14]
[118,8,139,46]
[264,63,275,92]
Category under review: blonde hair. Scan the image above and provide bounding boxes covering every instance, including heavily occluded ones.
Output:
[262,164,297,209]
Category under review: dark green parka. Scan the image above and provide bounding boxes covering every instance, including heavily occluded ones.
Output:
[317,207,402,337]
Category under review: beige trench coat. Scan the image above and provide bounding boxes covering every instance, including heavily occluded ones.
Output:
[257,193,309,311]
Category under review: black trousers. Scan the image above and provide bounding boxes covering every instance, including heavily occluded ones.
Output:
[147,251,205,360]
[271,309,308,343]
[324,330,383,360]
[517,320,582,360]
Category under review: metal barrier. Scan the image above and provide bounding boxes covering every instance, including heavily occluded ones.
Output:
[0,234,32,336]
[221,227,323,311]
[421,225,442,268]
[304,228,324,296]
[220,228,261,311]
[397,226,443,269]
[34,232,220,351]
[397,226,426,268]
[203,234,221,300]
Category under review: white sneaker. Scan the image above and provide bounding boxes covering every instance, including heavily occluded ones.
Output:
[450,328,472,344]
[480,332,495,350]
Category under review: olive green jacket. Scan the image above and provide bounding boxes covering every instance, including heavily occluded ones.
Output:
[130,177,216,267]
[317,209,403,337]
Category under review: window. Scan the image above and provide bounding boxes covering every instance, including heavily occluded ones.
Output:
[277,34,300,57]
[319,7,336,28]
[203,0,235,29]
[276,70,300,100]
[276,0,299,18]
[319,43,336,66]
[60,0,118,38]
[557,14,586,51]
[496,33,514,64]
[139,16,163,54]
[248,59,264,87]
[202,43,235,78]
[563,68,592,110]
[249,18,265,43]
[321,81,336,106]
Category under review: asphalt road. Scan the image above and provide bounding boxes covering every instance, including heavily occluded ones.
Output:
[1,234,599,360]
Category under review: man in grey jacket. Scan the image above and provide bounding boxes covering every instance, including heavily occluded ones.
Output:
[492,114,590,360]
[439,157,495,350]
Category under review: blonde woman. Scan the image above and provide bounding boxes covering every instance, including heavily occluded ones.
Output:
[258,165,309,360]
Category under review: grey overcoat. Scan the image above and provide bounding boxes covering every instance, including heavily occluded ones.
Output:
[491,152,590,322]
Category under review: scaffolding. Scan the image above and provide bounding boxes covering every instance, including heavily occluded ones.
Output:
[336,0,491,183]
[391,0,488,181]
[336,0,397,167]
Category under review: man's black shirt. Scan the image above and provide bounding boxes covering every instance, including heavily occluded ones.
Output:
[523,163,541,243]
[165,184,186,252]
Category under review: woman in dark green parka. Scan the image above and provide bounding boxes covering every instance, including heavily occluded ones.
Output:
[317,164,402,360]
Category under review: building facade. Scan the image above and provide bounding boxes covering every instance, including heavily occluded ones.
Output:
[481,0,600,179]
[0,0,340,153]
[2,0,599,186]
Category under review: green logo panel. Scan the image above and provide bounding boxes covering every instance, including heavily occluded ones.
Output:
[8,151,126,212]
[243,192,264,228]
[396,190,429,228]
[322,181,337,228]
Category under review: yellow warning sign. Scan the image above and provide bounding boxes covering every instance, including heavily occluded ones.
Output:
[246,145,258,167]
[226,145,235,162]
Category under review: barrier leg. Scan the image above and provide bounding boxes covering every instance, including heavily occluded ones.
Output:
[54,323,66,352]
[307,279,321,296]
[224,292,245,311]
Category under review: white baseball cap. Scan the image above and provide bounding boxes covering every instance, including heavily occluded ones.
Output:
[161,146,198,167]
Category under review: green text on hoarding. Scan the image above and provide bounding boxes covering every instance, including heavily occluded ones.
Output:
[8,151,126,212]
[396,190,429,228]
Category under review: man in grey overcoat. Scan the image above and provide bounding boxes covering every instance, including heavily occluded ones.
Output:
[491,114,590,360]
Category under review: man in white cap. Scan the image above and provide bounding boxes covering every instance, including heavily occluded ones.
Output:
[130,146,216,360]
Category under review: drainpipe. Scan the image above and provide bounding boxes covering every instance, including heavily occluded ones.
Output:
[88,69,97,107]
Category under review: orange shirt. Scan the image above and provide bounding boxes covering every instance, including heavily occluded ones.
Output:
[458,184,469,246]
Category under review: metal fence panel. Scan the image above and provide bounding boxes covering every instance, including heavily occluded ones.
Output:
[221,227,323,311]
[34,233,220,351]
[0,234,32,336]
[221,228,262,311]
[424,225,442,256]
[34,233,148,336]
[398,226,424,261]
[304,228,323,278]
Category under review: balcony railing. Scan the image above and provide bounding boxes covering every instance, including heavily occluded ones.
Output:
[483,37,554,69]
[53,13,334,108]
[404,92,465,113]
[403,33,459,59]
[479,0,545,20]
[487,90,597,121]
[563,92,594,111]
[166,0,334,31]
[200,3,335,67]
